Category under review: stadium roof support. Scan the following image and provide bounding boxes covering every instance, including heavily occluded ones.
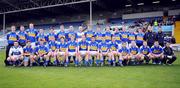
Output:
[1,0,20,10]
[1,0,96,35]
[3,13,5,35]
[90,0,93,28]
[0,0,96,14]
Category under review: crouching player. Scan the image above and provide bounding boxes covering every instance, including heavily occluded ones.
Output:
[23,40,35,67]
[99,36,111,66]
[109,37,119,66]
[7,41,23,66]
[57,37,68,66]
[163,42,176,65]
[88,36,99,66]
[34,39,49,67]
[129,41,141,65]
[139,41,152,64]
[78,35,89,66]
[151,41,164,65]
[119,42,129,66]
[48,39,58,66]
[66,36,78,67]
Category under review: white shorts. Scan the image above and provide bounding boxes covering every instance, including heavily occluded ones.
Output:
[49,52,57,56]
[77,38,82,42]
[68,52,76,56]
[112,51,118,53]
[90,51,98,56]
[12,55,21,60]
[59,52,65,55]
[24,57,29,62]
[79,51,87,55]
[102,52,108,55]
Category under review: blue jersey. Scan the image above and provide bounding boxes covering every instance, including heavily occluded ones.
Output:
[85,30,94,42]
[119,47,129,56]
[58,42,67,52]
[35,45,49,55]
[26,29,38,42]
[48,41,57,51]
[67,41,77,52]
[151,45,163,54]
[140,45,151,55]
[36,33,47,41]
[67,32,77,41]
[47,33,56,42]
[113,32,121,43]
[128,33,136,43]
[129,46,139,55]
[7,32,18,45]
[99,42,110,52]
[136,33,144,45]
[121,32,129,42]
[104,32,112,43]
[89,41,98,51]
[23,46,34,54]
[18,31,27,44]
[57,31,66,39]
[95,32,104,43]
[110,42,118,51]
[78,41,89,51]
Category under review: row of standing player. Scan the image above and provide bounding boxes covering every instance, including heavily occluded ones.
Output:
[6,23,165,49]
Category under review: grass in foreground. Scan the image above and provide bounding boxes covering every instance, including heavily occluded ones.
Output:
[0,51,180,88]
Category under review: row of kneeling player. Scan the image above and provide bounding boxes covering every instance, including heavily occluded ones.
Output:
[6,35,176,67]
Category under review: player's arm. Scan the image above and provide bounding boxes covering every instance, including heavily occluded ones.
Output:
[30,48,35,56]
[55,44,59,52]
[75,42,78,53]
[75,46,78,54]
[107,47,110,53]
[147,47,152,56]
[35,35,39,41]
[98,43,102,53]
[35,47,39,55]
[66,43,69,54]
[151,46,155,56]
[55,44,60,52]
[45,35,48,42]
[87,45,90,54]
[127,49,130,57]
[109,45,112,52]
[139,46,143,55]
[45,47,49,55]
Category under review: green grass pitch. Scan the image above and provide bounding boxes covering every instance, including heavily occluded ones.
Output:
[0,50,180,88]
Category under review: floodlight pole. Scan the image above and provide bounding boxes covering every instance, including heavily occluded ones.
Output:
[89,0,93,29]
[3,13,5,35]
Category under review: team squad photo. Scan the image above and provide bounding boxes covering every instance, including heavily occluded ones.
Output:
[0,0,180,88]
[5,23,177,67]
